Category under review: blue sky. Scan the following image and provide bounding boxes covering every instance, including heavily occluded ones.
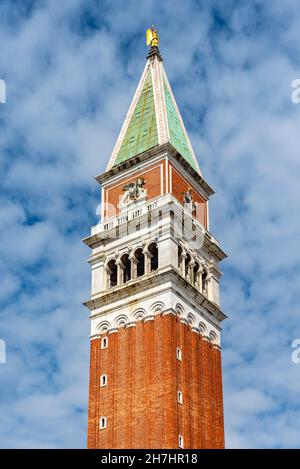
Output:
[0,0,300,448]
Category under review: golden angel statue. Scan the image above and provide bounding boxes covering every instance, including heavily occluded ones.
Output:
[146,26,160,47]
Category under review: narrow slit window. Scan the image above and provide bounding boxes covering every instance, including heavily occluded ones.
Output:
[101,337,108,349]
[178,434,184,448]
[99,417,107,430]
[178,390,183,404]
[176,347,182,361]
[100,374,107,387]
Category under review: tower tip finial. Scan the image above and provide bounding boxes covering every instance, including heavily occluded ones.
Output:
[146,25,160,48]
[145,25,162,61]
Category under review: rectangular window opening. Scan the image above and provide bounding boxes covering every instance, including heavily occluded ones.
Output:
[100,417,107,430]
[101,337,108,349]
[100,374,108,387]
[176,347,182,361]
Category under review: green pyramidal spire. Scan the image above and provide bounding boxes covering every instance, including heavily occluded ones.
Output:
[107,45,201,175]
[113,70,158,166]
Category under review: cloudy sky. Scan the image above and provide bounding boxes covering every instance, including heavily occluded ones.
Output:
[1,0,300,449]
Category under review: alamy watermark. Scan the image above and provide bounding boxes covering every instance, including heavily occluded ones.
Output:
[94,199,206,255]
[0,339,6,364]
[0,79,6,104]
[291,79,300,104]
[291,339,300,364]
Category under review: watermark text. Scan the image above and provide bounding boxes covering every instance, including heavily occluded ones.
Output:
[291,339,300,364]
[0,79,6,104]
[0,339,6,364]
[291,79,300,104]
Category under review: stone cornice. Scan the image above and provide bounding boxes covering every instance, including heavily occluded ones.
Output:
[95,142,214,197]
[89,310,223,346]
[83,266,227,323]
[204,232,227,261]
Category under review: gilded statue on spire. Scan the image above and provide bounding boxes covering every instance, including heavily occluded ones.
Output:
[146,25,160,47]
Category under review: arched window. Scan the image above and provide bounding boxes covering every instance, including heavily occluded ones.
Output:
[148,243,158,272]
[121,254,131,283]
[134,248,145,277]
[107,259,117,288]
[185,253,191,280]
[178,245,183,271]
[99,416,107,430]
[202,269,208,295]
[100,374,108,387]
[193,262,200,288]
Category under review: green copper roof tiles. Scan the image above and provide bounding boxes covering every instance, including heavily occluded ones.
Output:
[163,78,197,171]
[112,66,198,173]
[113,70,158,166]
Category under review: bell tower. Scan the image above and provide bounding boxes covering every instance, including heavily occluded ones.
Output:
[83,28,227,449]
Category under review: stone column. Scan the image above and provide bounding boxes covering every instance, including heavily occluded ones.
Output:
[105,266,110,289]
[116,259,124,285]
[143,248,151,274]
[188,259,196,285]
[130,253,138,279]
[198,265,203,293]
[194,266,200,290]
[206,272,213,301]
[179,250,187,278]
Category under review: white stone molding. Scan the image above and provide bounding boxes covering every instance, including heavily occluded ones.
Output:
[89,272,222,345]
[143,315,155,323]
[161,309,177,318]
[161,67,201,175]
[209,330,218,344]
[114,314,129,327]
[97,321,112,334]
[175,303,185,317]
[202,335,211,342]
[132,308,146,321]
[151,56,169,145]
[125,322,136,329]
[187,312,196,326]
[180,318,189,326]
[150,301,165,315]
[213,344,222,351]
[199,321,207,335]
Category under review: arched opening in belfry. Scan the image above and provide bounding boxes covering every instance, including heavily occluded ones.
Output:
[185,253,191,279]
[178,245,183,271]
[135,248,145,277]
[121,254,131,283]
[193,262,200,288]
[107,259,117,288]
[148,243,158,271]
[202,269,208,295]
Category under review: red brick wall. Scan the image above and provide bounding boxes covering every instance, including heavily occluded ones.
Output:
[169,163,207,228]
[87,314,224,449]
[104,160,166,219]
[103,159,208,229]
